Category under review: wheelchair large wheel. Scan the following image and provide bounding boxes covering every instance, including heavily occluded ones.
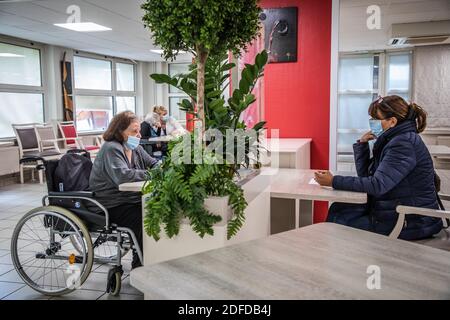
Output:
[11,206,94,296]
[69,232,130,261]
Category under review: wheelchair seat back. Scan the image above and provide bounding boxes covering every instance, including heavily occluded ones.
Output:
[44,150,106,229]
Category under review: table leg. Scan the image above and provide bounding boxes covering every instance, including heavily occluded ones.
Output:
[298,200,313,227]
[270,198,296,234]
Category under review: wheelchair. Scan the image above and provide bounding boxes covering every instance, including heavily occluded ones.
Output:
[10,150,143,297]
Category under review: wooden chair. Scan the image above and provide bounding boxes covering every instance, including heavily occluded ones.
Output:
[390,194,450,251]
[12,123,63,184]
[57,121,101,155]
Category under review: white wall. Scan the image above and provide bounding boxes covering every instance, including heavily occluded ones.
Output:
[413,44,450,128]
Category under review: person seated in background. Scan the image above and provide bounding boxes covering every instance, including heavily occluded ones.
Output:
[142,106,167,139]
[89,111,158,269]
[314,95,443,240]
[157,106,187,137]
[141,106,169,158]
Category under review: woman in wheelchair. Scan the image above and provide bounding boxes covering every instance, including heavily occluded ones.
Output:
[89,111,158,269]
[10,111,157,297]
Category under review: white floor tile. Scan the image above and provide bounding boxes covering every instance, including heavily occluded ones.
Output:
[97,292,143,300]
[1,285,51,300]
[0,269,24,283]
[0,281,25,299]
[0,264,14,276]
[49,289,105,300]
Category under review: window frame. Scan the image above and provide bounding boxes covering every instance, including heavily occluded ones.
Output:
[336,50,413,170]
[385,51,413,101]
[167,62,190,123]
[73,52,137,133]
[0,38,45,140]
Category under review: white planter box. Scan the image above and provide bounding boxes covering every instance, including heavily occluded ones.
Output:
[141,172,271,265]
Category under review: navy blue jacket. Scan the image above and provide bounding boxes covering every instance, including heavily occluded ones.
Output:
[332,120,443,240]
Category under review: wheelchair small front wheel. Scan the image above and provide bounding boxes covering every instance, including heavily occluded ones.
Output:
[107,270,122,296]
[11,206,94,296]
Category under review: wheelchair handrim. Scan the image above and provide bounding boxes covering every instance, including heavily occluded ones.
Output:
[11,207,94,296]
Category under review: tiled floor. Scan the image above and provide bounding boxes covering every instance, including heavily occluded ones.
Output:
[0,182,143,300]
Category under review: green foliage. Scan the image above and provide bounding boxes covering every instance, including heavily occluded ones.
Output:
[150,50,268,135]
[141,0,261,61]
[143,46,268,239]
[143,136,247,240]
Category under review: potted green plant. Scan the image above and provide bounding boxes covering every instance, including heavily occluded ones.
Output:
[141,0,261,131]
[141,0,268,246]
[143,51,268,241]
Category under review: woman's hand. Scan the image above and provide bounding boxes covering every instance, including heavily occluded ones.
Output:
[314,171,334,187]
[360,131,376,143]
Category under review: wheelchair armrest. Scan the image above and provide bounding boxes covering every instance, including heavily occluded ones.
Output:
[48,191,95,198]
[46,191,110,227]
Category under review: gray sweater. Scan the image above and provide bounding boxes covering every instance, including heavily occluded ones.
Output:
[89,140,157,209]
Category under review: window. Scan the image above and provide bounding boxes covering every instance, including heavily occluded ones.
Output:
[116,96,136,114]
[74,96,112,132]
[73,55,136,131]
[74,56,111,90]
[0,41,44,138]
[116,63,135,92]
[336,51,412,171]
[386,53,411,101]
[167,63,189,121]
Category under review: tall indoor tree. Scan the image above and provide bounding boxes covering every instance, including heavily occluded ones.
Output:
[141,0,261,131]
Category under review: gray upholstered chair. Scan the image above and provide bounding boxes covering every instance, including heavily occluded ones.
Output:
[12,123,63,184]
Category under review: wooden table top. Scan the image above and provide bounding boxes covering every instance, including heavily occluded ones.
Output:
[130,223,450,300]
[118,168,367,205]
[266,168,367,203]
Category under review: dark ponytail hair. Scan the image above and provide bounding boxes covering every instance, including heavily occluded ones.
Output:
[368,95,428,133]
[409,102,427,133]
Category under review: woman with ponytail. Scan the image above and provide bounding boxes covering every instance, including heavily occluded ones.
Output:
[314,95,443,240]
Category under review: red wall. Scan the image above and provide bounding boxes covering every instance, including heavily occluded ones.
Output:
[261,0,332,222]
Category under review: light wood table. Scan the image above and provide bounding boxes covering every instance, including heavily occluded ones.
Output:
[130,222,450,300]
[118,181,145,192]
[147,136,174,143]
[118,169,367,234]
[262,138,311,169]
[428,145,450,158]
[266,168,366,233]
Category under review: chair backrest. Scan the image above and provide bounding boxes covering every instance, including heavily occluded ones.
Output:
[12,123,40,156]
[58,121,78,146]
[35,123,59,151]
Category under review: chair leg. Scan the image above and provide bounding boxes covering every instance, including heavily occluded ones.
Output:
[38,168,43,184]
[31,168,35,182]
[20,164,24,184]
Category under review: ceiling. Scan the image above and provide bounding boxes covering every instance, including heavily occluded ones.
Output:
[0,0,192,62]
[1,0,449,59]
[340,0,450,52]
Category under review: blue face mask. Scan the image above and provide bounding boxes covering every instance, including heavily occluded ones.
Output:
[125,135,140,150]
[369,119,384,138]
[161,115,170,122]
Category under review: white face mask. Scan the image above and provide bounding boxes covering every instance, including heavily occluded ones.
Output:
[125,135,140,150]
[369,119,384,138]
